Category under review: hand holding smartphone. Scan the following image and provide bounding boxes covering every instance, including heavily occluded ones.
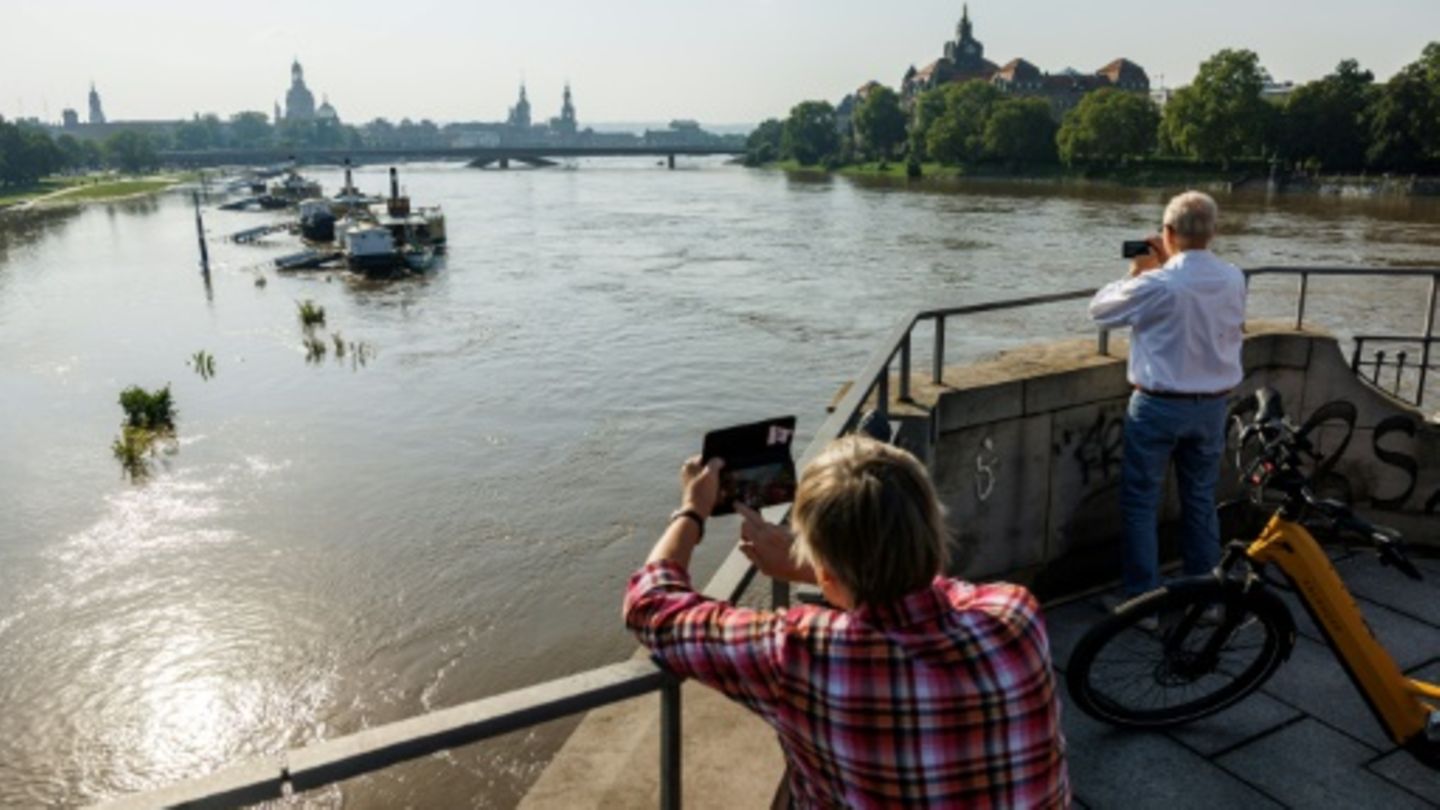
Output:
[701,416,798,516]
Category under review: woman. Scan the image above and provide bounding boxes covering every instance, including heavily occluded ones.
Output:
[624,435,1069,808]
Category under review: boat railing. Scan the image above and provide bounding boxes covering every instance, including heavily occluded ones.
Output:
[95,265,1440,810]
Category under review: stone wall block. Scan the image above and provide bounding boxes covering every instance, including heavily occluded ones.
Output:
[935,380,1024,433]
[1022,361,1130,415]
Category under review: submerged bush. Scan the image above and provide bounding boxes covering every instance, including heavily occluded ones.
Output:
[297,299,326,329]
[118,385,176,431]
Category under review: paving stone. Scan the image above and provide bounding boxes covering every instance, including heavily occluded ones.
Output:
[1062,679,1282,810]
[1164,690,1303,758]
[1260,636,1393,751]
[1216,719,1433,810]
[1337,554,1440,628]
[1041,597,1110,673]
[1367,749,1440,807]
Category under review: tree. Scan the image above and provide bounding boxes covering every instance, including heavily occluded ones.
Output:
[1366,44,1440,170]
[0,120,65,186]
[922,80,1001,165]
[781,100,839,166]
[104,130,158,173]
[1057,88,1160,166]
[1280,60,1374,172]
[175,116,215,150]
[983,98,1058,165]
[229,111,273,148]
[853,86,907,160]
[1160,49,1273,165]
[909,86,949,160]
[744,118,783,165]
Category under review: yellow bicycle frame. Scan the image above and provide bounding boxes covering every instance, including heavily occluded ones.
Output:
[1247,512,1440,745]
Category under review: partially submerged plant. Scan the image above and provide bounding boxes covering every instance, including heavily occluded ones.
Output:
[189,350,216,380]
[119,384,176,431]
[331,332,345,358]
[113,384,177,481]
[303,335,328,364]
[297,299,326,329]
[111,426,158,481]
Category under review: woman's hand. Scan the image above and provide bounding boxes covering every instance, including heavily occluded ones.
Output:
[736,503,816,584]
[681,456,723,519]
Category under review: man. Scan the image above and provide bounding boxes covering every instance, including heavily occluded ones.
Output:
[1089,190,1247,600]
[624,436,1069,808]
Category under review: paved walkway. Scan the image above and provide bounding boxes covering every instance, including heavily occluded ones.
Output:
[1047,551,1440,809]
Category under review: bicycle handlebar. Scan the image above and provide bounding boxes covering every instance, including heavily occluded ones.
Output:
[1236,388,1423,582]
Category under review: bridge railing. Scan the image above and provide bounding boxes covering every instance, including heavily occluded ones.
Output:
[98,265,1440,810]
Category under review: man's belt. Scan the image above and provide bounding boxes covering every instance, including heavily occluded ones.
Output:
[1134,386,1231,400]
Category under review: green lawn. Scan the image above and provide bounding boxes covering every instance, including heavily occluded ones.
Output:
[57,178,177,201]
[0,174,181,209]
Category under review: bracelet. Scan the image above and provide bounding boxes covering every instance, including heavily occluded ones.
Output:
[668,508,705,541]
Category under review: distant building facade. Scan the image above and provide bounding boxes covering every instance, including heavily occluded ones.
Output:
[551,83,578,137]
[507,84,532,128]
[898,5,1150,119]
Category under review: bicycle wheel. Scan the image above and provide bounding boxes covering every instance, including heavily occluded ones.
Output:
[1066,579,1296,728]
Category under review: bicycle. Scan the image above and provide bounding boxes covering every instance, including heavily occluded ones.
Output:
[1064,387,1440,764]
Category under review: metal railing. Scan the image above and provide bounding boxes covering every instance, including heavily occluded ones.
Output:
[102,265,1440,809]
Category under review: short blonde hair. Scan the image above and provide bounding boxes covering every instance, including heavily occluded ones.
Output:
[1163,190,1219,241]
[791,436,948,606]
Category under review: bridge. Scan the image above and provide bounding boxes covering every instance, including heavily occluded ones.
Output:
[159,145,744,170]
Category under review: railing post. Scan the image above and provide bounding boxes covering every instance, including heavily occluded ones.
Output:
[932,317,946,385]
[899,332,912,402]
[1396,351,1408,397]
[772,577,790,609]
[1373,351,1386,385]
[1098,328,1110,356]
[877,363,890,424]
[1295,271,1309,330]
[660,676,682,810]
[1419,275,1438,407]
[1351,339,1364,372]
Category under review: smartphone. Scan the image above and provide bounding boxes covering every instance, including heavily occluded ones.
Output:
[701,416,798,516]
[1122,240,1152,259]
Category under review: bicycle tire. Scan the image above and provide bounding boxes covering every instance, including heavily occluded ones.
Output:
[1066,578,1296,729]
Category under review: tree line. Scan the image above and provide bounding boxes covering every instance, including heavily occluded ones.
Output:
[0,112,469,187]
[747,44,1440,176]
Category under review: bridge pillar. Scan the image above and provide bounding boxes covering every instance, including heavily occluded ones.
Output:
[500,157,510,170]
[667,154,676,170]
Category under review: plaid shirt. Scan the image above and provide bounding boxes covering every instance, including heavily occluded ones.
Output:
[625,562,1069,809]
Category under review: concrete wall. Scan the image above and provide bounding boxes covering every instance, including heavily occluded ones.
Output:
[899,322,1439,597]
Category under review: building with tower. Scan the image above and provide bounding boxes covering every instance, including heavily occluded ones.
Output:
[550,83,578,137]
[896,5,1150,119]
[507,84,532,129]
[88,82,106,124]
[284,59,317,121]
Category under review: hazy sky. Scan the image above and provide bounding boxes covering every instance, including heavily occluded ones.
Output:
[4,0,1438,127]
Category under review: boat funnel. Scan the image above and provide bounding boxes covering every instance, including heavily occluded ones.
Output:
[389,167,399,201]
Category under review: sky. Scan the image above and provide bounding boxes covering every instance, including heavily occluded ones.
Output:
[3,0,1439,128]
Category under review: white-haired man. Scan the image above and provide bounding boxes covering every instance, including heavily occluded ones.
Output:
[1089,191,1246,601]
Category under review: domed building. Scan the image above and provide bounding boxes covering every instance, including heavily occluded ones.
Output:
[284,59,317,121]
[317,95,339,123]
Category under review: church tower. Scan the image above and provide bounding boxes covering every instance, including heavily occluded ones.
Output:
[285,58,316,121]
[508,83,532,128]
[87,82,106,125]
[555,82,577,136]
[943,4,986,70]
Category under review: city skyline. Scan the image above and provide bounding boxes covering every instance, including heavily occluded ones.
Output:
[5,0,1440,126]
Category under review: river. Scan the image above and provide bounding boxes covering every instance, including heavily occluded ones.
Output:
[1,160,1436,807]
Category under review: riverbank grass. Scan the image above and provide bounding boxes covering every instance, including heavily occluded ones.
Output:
[0,173,185,209]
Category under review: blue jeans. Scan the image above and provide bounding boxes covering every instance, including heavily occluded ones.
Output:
[1120,391,1227,596]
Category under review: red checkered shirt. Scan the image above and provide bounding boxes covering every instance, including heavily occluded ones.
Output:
[624,561,1070,809]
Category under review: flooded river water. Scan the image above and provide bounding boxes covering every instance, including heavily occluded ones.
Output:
[1,160,1437,806]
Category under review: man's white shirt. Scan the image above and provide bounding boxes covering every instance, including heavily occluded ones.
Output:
[1089,250,1247,393]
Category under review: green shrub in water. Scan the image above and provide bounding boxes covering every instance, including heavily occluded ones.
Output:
[118,385,176,431]
[297,299,326,329]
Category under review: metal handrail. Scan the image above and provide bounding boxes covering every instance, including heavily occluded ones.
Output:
[100,265,1440,809]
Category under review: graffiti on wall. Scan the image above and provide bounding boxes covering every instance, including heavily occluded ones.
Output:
[975,436,999,502]
[1056,412,1125,487]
